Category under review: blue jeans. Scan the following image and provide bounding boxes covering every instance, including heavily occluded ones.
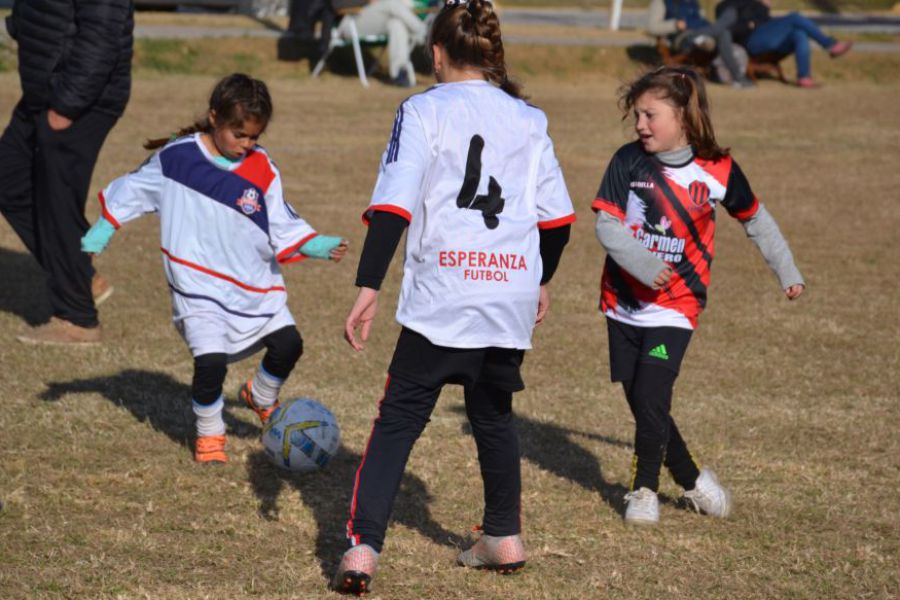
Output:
[747,12,836,78]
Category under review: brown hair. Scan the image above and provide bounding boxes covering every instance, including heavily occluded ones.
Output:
[619,66,728,161]
[429,0,523,99]
[144,73,273,150]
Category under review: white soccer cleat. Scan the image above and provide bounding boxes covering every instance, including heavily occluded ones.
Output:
[331,544,379,596]
[624,487,660,525]
[683,468,733,518]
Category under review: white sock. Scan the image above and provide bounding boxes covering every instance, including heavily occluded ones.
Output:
[193,395,226,437]
[252,363,284,409]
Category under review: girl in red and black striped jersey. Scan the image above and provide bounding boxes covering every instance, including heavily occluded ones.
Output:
[593,66,804,525]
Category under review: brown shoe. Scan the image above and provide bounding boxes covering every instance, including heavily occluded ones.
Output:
[17,317,102,346]
[92,273,114,306]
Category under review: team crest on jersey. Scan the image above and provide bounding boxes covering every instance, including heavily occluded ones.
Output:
[236,188,262,214]
[688,181,711,208]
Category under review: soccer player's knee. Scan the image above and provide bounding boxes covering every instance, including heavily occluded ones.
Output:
[281,327,304,363]
[192,353,228,404]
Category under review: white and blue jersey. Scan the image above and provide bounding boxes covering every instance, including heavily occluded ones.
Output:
[99,133,318,358]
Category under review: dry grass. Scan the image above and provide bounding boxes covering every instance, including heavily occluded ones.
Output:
[0,46,898,600]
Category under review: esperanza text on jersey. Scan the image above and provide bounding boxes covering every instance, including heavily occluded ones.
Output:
[438,250,528,271]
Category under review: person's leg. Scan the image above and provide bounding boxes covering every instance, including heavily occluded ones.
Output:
[33,108,117,328]
[663,418,701,490]
[782,29,812,80]
[385,18,412,80]
[242,325,304,423]
[192,352,229,462]
[780,12,836,49]
[623,364,679,492]
[0,102,38,258]
[464,382,520,537]
[711,29,747,83]
[746,17,795,56]
[346,374,442,553]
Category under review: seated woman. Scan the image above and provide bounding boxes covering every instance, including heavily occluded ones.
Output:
[716,0,852,88]
[338,0,428,87]
[648,0,753,88]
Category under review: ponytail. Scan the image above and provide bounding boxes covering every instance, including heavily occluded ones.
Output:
[619,66,728,161]
[429,0,524,99]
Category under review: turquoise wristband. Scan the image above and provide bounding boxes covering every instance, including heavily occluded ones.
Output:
[81,217,116,254]
[300,234,342,260]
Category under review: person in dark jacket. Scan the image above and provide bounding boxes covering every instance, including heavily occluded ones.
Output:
[0,0,133,345]
[716,0,852,87]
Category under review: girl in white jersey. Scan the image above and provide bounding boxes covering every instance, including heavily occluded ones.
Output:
[80,74,348,464]
[331,1,576,595]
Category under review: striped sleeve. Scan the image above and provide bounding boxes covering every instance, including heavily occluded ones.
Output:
[363,101,429,225]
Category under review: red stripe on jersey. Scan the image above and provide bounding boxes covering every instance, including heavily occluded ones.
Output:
[98,192,121,229]
[346,376,392,546]
[592,198,625,220]
[233,150,276,194]
[276,232,318,264]
[731,196,760,221]
[695,155,732,189]
[160,247,286,293]
[362,204,413,225]
[538,213,577,229]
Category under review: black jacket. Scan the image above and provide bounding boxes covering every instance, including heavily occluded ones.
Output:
[715,0,770,46]
[5,0,133,119]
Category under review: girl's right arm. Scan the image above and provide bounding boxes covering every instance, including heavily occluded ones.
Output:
[81,152,165,254]
[593,151,671,289]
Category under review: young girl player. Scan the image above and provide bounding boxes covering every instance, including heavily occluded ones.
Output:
[331,0,575,594]
[80,73,348,464]
[592,66,804,525]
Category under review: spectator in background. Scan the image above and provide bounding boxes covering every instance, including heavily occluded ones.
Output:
[716,0,853,88]
[648,0,754,88]
[340,0,428,87]
[0,0,134,345]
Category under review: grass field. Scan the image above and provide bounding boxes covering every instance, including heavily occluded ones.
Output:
[0,37,898,599]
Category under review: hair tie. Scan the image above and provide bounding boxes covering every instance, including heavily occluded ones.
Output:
[444,0,468,6]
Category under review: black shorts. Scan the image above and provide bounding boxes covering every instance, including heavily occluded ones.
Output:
[606,318,693,382]
[388,327,526,393]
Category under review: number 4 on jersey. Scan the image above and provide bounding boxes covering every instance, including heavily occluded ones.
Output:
[456,134,505,230]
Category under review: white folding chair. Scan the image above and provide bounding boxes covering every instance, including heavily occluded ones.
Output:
[311,15,388,88]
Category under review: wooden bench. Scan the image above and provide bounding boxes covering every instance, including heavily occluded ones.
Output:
[655,36,714,74]
[746,52,788,83]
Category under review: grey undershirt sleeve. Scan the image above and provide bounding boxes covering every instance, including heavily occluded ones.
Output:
[742,203,805,289]
[595,210,668,288]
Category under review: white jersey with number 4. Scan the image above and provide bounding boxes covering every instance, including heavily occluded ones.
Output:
[366,80,575,350]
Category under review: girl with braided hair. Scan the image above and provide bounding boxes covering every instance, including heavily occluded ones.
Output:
[332,0,575,594]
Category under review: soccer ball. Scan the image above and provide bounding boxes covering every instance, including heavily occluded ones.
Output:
[261,398,340,472]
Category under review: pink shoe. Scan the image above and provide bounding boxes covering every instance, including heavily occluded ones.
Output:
[797,77,820,89]
[828,40,853,58]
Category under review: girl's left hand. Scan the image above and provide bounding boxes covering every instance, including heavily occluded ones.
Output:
[536,285,550,325]
[785,284,805,300]
[330,239,349,263]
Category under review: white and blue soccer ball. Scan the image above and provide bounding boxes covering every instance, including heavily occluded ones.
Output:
[262,398,340,472]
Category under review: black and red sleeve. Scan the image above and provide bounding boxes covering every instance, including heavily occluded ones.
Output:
[721,160,760,222]
[591,149,631,221]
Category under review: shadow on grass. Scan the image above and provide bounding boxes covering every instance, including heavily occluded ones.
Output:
[246,446,464,584]
[451,405,633,516]
[0,246,49,325]
[39,369,262,449]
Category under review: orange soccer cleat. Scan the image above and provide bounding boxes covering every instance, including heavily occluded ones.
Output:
[239,379,279,425]
[194,435,227,464]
